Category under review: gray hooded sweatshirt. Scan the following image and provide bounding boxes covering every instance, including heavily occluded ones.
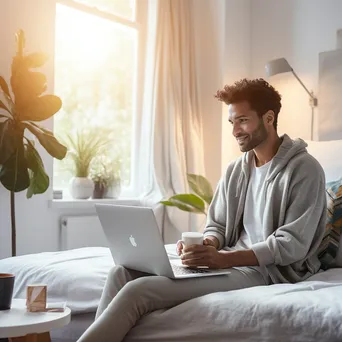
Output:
[204,134,327,284]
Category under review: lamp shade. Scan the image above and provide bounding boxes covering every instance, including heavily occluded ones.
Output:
[265,58,293,77]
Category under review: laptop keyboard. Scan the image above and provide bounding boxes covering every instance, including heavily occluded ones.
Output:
[171,264,211,275]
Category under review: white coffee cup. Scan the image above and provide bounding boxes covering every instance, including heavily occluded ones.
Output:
[179,232,204,247]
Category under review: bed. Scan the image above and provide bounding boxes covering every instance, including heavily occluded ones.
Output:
[2,245,342,342]
[0,138,342,341]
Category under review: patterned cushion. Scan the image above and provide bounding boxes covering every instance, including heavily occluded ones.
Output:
[318,178,342,270]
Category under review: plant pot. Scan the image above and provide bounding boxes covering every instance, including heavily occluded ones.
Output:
[104,181,121,199]
[69,177,94,199]
[92,182,106,199]
[0,273,15,310]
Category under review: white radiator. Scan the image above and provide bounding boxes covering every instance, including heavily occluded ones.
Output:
[60,215,109,250]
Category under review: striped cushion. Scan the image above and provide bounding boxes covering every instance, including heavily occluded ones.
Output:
[318,178,342,270]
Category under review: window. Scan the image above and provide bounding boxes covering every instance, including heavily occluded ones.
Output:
[53,0,147,197]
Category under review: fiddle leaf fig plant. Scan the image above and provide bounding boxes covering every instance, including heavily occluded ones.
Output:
[160,173,214,215]
[0,29,67,256]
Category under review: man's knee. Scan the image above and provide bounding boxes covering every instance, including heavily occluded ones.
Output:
[107,265,128,282]
[123,276,167,299]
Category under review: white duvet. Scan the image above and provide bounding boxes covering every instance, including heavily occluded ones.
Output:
[125,269,342,342]
[0,247,114,313]
[0,245,177,314]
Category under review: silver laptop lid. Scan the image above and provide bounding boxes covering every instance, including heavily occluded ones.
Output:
[95,204,174,277]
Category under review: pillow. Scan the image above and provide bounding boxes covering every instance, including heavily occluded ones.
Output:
[305,139,342,182]
[318,178,342,269]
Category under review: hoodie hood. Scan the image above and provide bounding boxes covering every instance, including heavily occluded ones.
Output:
[235,134,308,196]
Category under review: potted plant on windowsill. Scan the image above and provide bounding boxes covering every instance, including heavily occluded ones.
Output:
[103,158,121,199]
[0,30,67,256]
[91,174,107,199]
[90,156,121,199]
[62,131,110,199]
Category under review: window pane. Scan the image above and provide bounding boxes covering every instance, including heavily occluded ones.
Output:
[53,4,137,193]
[73,0,135,20]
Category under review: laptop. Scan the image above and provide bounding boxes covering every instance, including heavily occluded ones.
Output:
[95,204,231,279]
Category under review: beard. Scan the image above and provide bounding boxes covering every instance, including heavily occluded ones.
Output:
[237,119,268,152]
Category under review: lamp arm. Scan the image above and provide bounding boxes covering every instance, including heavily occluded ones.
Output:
[291,70,317,105]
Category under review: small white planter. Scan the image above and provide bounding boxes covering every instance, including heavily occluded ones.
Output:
[69,177,94,199]
[104,181,121,199]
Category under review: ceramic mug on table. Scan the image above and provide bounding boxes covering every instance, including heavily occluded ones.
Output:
[0,273,15,310]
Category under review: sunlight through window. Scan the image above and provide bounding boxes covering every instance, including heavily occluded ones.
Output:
[53,2,138,196]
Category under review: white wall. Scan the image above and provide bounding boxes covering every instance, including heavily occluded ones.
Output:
[250,0,342,140]
[193,0,252,179]
[221,0,251,171]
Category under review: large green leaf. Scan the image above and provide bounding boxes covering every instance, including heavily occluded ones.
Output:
[19,95,61,121]
[0,142,29,192]
[161,194,206,214]
[22,72,47,97]
[16,71,47,100]
[187,173,214,205]
[25,140,49,198]
[0,76,11,98]
[28,121,54,136]
[24,53,49,69]
[24,122,67,160]
[160,200,204,213]
[0,119,17,164]
[11,56,26,105]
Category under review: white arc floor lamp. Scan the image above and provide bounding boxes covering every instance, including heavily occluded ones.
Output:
[265,57,318,140]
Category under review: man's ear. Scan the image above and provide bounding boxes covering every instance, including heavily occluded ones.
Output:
[265,110,275,126]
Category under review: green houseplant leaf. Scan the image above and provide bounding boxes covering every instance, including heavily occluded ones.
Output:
[0,100,11,114]
[20,95,61,121]
[24,52,49,69]
[0,142,30,192]
[0,120,17,164]
[187,173,214,205]
[24,122,67,160]
[161,194,206,214]
[0,76,11,99]
[25,140,49,198]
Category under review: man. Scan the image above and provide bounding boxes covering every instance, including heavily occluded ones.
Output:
[78,79,327,342]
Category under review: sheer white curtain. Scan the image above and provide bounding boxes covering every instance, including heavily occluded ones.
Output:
[140,0,206,242]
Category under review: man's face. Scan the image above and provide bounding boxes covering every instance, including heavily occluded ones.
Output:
[228,101,268,152]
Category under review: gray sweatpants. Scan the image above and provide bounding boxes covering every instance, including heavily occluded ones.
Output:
[77,265,267,342]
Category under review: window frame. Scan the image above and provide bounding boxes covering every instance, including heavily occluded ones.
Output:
[54,0,149,198]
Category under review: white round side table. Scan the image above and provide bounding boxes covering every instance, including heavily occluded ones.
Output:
[0,299,71,342]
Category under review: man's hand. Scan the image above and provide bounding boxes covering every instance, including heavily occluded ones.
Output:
[181,244,231,269]
[176,237,219,256]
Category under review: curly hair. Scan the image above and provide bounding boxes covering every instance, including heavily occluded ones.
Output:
[215,78,282,130]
